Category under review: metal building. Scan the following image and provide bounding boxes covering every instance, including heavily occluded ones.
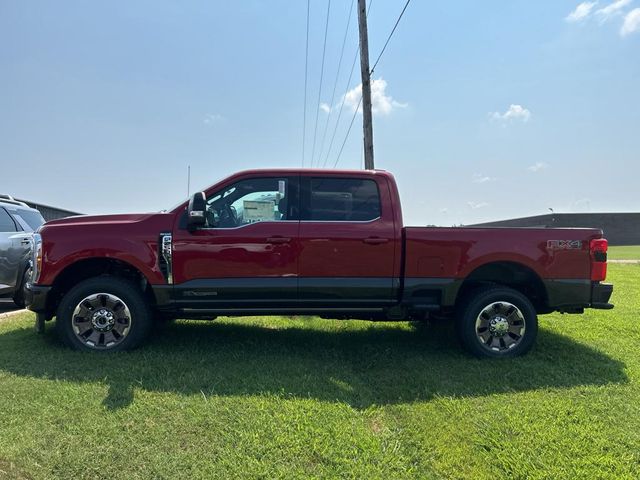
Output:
[15,198,82,222]
[471,213,640,246]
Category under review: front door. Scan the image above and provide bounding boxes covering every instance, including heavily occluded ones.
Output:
[297,175,397,306]
[172,175,299,309]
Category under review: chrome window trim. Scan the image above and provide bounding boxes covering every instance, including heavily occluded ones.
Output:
[198,219,299,231]
[299,216,382,224]
[196,217,382,230]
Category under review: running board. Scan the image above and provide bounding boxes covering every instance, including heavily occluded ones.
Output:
[179,307,385,315]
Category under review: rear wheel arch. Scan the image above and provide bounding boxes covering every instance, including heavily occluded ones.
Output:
[455,261,549,313]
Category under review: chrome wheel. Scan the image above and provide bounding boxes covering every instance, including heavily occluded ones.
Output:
[475,301,526,353]
[71,293,131,349]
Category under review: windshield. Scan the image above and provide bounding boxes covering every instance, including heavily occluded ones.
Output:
[11,208,45,232]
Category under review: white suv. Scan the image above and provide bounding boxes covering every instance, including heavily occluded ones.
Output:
[0,195,45,307]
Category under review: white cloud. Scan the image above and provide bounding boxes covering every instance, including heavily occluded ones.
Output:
[203,113,225,124]
[343,78,407,116]
[467,201,490,210]
[621,8,640,34]
[320,103,331,114]
[472,174,495,184]
[567,0,637,35]
[596,0,632,22]
[566,2,599,22]
[527,162,549,172]
[490,104,531,123]
[439,208,448,214]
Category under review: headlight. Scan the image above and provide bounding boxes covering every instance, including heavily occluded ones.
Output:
[31,233,42,284]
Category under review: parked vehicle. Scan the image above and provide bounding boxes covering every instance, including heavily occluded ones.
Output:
[26,169,613,357]
[0,195,45,307]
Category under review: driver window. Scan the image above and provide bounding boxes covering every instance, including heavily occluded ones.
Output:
[205,177,288,228]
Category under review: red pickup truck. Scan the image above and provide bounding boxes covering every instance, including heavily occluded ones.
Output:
[26,169,613,357]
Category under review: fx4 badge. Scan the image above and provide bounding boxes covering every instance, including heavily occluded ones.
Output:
[547,240,582,250]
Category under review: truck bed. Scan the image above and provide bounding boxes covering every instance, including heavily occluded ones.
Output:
[401,226,604,309]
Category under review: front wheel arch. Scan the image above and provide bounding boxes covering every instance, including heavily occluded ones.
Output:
[46,257,157,319]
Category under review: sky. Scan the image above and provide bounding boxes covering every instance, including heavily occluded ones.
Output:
[1,0,638,226]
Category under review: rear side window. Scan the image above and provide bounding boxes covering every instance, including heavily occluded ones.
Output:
[11,208,45,232]
[304,177,381,221]
[0,208,17,232]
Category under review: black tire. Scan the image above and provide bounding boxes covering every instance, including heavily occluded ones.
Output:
[56,276,152,352]
[12,266,31,308]
[456,286,538,358]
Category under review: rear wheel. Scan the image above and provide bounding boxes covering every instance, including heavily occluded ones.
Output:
[456,286,538,358]
[56,277,152,352]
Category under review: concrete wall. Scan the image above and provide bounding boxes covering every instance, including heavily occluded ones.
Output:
[471,213,640,246]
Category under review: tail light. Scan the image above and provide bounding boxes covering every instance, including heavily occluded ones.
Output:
[590,238,608,282]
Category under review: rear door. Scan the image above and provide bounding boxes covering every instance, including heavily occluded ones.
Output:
[298,175,396,306]
[0,207,29,294]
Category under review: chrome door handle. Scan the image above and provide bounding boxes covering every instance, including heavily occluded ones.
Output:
[363,237,388,245]
[267,236,291,244]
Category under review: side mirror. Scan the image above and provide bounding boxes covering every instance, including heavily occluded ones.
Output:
[187,192,207,230]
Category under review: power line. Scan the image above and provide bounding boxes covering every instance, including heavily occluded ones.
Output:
[321,47,359,167]
[370,0,411,75]
[333,94,362,168]
[316,0,355,167]
[325,0,374,168]
[301,0,310,167]
[309,0,332,167]
[333,0,410,169]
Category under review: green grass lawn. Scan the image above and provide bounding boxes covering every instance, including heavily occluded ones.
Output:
[609,245,640,260]
[1,265,639,479]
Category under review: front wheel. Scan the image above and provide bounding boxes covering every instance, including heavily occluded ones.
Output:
[56,277,152,352]
[456,286,538,358]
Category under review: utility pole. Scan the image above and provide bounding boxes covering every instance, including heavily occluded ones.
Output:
[357,0,374,170]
